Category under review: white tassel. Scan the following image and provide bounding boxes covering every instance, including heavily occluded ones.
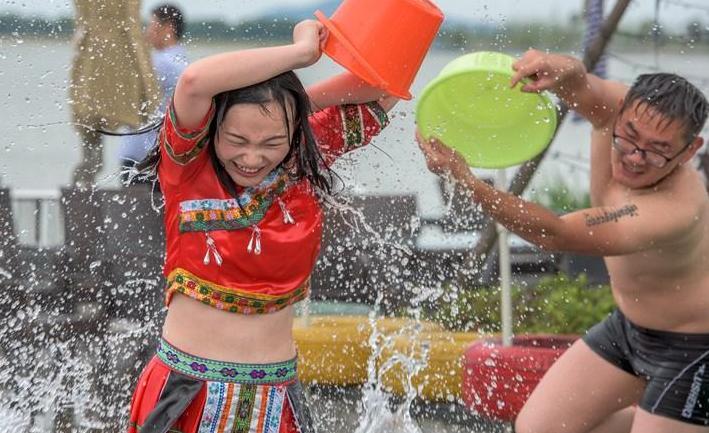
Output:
[278,198,295,224]
[213,247,223,266]
[204,233,223,266]
[247,226,262,255]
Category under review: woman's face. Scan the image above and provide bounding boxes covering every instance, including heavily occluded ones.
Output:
[215,100,294,188]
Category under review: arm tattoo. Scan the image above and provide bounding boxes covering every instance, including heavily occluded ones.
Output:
[584,204,639,227]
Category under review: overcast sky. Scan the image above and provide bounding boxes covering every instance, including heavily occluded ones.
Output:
[2,0,708,30]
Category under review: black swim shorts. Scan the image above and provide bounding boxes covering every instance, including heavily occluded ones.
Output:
[583,309,709,426]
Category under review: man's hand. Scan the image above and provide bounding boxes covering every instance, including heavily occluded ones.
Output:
[510,49,587,94]
[415,129,470,180]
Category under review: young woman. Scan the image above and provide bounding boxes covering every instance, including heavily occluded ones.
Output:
[127,20,397,433]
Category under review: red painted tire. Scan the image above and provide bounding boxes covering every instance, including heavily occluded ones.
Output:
[461,335,578,422]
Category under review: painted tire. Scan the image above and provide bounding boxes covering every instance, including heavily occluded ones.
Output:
[379,331,480,401]
[461,335,578,421]
[293,315,443,385]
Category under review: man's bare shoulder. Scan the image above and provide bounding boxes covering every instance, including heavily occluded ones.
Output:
[652,168,706,241]
[663,166,708,211]
[607,165,705,203]
[599,168,706,246]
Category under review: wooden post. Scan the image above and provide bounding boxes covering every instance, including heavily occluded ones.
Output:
[459,0,632,280]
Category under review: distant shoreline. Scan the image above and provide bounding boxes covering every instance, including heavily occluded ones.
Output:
[5,33,703,55]
[2,14,706,52]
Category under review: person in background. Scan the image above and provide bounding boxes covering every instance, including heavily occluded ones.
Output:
[119,3,188,185]
[70,0,159,187]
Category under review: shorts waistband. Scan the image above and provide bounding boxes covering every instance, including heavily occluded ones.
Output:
[617,309,709,342]
[156,338,297,385]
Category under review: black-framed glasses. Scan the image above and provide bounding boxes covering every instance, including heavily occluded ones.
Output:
[612,133,691,169]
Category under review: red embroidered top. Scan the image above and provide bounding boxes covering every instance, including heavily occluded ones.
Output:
[158,101,389,314]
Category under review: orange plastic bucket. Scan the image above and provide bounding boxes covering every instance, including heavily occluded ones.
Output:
[315,0,444,100]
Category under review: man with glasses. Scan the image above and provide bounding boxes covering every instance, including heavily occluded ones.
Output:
[416,50,709,432]
[613,132,693,169]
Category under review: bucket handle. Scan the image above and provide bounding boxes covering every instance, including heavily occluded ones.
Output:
[314,10,389,90]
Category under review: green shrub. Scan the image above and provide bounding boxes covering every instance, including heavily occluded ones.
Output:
[532,179,591,213]
[428,273,615,335]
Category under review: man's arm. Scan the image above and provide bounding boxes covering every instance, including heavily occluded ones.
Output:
[510,50,629,203]
[460,173,689,255]
[416,132,695,256]
[510,50,627,129]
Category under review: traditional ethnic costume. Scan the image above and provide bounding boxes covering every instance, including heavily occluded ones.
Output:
[127,99,389,433]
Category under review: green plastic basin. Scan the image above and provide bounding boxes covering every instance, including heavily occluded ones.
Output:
[416,51,558,168]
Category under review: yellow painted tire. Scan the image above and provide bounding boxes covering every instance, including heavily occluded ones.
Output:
[379,331,481,401]
[292,315,444,385]
[293,318,369,385]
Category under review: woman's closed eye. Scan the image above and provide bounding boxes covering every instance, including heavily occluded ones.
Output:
[226,139,247,146]
[264,140,289,148]
[222,131,248,146]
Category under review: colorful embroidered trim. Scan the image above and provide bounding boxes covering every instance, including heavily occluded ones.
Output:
[196,381,286,433]
[340,102,390,152]
[157,339,298,385]
[341,104,364,150]
[128,381,287,433]
[365,101,390,130]
[178,169,290,233]
[165,268,309,314]
[162,101,215,166]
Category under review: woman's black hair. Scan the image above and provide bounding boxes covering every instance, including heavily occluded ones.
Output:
[152,4,184,40]
[134,71,333,195]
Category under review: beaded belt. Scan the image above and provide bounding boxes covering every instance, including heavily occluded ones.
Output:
[156,339,297,385]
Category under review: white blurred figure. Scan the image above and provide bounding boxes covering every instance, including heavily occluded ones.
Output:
[118,4,188,185]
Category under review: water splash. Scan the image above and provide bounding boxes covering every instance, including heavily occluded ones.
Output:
[355,293,441,433]
[0,277,162,432]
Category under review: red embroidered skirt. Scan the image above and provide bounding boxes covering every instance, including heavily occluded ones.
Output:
[127,339,312,433]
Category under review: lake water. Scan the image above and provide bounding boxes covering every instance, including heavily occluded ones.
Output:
[1,38,709,220]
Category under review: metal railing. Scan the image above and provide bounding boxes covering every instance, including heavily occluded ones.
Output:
[10,189,63,248]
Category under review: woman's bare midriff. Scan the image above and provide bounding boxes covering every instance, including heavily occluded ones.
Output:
[162,292,297,363]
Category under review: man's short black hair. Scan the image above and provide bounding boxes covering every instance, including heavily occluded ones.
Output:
[622,73,709,142]
[152,4,184,40]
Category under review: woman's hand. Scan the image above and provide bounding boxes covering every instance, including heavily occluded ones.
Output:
[292,20,326,68]
[415,129,470,180]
